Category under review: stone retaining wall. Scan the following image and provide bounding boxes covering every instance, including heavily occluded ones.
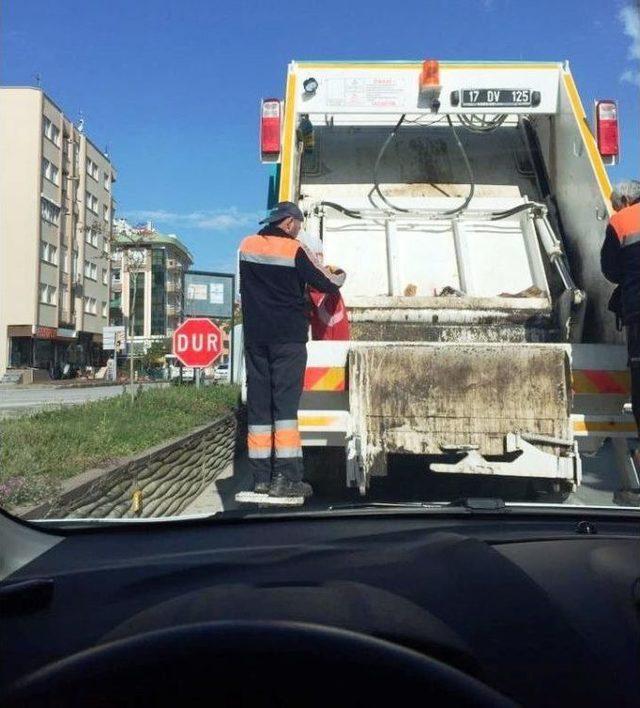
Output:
[24,412,241,520]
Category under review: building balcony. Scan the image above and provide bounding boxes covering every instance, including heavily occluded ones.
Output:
[166,259,184,271]
[166,303,181,316]
[111,280,122,292]
[59,310,75,328]
[166,279,182,293]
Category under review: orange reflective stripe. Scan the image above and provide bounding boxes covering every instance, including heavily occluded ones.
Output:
[274,428,301,448]
[572,370,630,395]
[304,367,346,391]
[247,431,273,450]
[610,203,640,242]
[240,235,300,259]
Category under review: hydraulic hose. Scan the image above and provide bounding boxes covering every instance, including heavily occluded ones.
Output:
[317,201,362,220]
[440,116,475,217]
[373,114,410,212]
[490,202,545,220]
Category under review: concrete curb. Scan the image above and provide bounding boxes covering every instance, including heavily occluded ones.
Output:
[18,410,242,520]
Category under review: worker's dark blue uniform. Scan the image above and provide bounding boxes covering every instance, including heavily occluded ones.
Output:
[239,223,345,488]
[601,200,640,434]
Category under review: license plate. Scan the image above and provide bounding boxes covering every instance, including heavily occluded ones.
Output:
[461,89,535,107]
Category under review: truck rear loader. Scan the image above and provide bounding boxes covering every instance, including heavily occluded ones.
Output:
[236,59,639,502]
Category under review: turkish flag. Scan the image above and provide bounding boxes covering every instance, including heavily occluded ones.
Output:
[309,289,350,340]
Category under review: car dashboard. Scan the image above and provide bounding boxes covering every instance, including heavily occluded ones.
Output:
[1,509,640,706]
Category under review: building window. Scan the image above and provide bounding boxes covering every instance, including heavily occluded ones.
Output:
[151,248,166,336]
[101,301,108,318]
[85,227,99,248]
[86,157,99,181]
[84,297,97,315]
[61,246,69,273]
[103,171,110,191]
[43,116,60,146]
[112,268,121,283]
[40,241,58,265]
[85,191,99,215]
[103,204,109,223]
[39,283,57,305]
[102,268,108,285]
[129,272,145,336]
[60,282,69,304]
[41,197,60,225]
[42,157,60,185]
[83,260,98,280]
[72,250,78,279]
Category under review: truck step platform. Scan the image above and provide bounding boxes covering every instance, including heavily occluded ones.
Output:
[234,492,305,506]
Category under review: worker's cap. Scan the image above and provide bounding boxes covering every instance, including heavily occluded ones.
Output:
[259,201,304,224]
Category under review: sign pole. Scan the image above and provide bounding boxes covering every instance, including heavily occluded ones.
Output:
[195,367,201,389]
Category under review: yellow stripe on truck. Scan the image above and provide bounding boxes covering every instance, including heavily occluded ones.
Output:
[296,62,560,71]
[572,419,637,435]
[298,416,338,428]
[278,72,297,202]
[562,72,612,213]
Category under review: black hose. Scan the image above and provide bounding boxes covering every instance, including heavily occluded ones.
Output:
[440,116,475,217]
[373,114,410,212]
[490,202,544,220]
[328,113,477,220]
[317,201,362,219]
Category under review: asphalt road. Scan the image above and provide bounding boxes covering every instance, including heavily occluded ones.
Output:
[0,382,165,417]
[182,440,634,517]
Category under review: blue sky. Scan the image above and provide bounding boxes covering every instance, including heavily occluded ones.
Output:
[3,0,639,272]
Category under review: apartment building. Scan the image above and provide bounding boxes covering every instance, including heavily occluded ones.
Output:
[0,88,116,380]
[110,220,193,345]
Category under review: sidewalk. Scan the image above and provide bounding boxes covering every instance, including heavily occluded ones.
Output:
[1,379,167,391]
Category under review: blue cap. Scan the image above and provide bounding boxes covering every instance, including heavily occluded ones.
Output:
[259,201,304,224]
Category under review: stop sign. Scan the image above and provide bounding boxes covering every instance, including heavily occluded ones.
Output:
[172,318,223,368]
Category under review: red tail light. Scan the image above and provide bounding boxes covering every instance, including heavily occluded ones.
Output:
[260,99,281,158]
[595,100,619,160]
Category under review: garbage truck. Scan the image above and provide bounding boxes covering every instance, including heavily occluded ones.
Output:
[239,59,638,500]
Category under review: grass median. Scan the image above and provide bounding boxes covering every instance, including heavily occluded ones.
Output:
[0,384,239,510]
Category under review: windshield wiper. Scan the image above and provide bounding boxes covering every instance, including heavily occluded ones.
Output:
[328,498,508,512]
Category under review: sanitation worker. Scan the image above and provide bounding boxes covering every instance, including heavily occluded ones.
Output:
[601,180,640,441]
[239,202,346,499]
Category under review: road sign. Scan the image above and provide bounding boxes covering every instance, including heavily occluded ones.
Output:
[172,318,223,368]
[103,326,126,352]
[183,271,234,319]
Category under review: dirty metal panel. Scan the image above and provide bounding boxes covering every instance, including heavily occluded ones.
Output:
[349,321,557,344]
[349,345,571,461]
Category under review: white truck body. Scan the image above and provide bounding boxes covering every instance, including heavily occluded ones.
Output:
[242,60,636,497]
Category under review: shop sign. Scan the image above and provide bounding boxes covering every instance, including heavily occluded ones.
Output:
[33,326,57,340]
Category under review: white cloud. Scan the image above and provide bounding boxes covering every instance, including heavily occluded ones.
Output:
[123,207,261,231]
[620,4,640,60]
[619,4,640,85]
[621,68,640,86]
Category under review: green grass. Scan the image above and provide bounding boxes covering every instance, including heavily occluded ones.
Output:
[0,385,239,509]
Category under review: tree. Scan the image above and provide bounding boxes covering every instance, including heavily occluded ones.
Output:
[141,338,171,370]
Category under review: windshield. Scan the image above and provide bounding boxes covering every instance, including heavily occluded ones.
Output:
[2,2,640,526]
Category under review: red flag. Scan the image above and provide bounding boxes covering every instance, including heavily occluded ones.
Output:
[309,289,350,340]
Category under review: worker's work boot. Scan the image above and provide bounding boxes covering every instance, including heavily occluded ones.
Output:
[253,480,270,494]
[269,474,313,499]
